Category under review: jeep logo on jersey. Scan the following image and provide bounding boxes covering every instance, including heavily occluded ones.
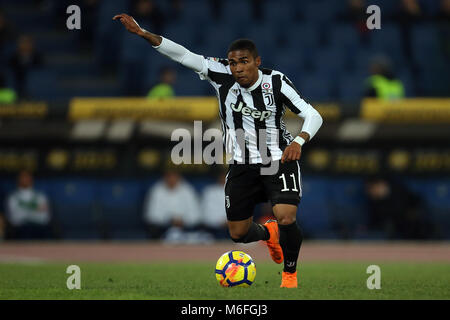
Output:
[230,101,272,121]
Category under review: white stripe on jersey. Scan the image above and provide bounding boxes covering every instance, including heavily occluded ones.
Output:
[198,57,319,164]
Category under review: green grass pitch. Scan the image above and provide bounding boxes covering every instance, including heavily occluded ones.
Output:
[0,262,449,299]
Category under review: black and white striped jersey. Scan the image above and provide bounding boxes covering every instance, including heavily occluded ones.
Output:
[197,56,317,164]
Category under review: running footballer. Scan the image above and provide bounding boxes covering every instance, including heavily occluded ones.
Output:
[114,13,323,288]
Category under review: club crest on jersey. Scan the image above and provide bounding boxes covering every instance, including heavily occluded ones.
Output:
[263,92,274,106]
[230,101,272,121]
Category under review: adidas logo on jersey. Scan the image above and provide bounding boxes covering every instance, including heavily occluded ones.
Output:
[230,101,272,121]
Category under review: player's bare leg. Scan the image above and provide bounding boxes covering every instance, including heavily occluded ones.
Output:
[273,203,303,288]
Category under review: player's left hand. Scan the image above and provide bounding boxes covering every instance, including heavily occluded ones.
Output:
[281,142,302,163]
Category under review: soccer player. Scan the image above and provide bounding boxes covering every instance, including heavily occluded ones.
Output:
[114,13,323,288]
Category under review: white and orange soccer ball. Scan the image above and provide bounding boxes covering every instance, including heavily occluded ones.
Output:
[215,250,256,287]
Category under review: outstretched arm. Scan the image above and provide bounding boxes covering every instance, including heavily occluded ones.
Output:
[113,13,204,73]
[280,76,323,164]
[113,13,162,46]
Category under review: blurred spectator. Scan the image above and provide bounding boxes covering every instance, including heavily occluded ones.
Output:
[0,73,17,104]
[437,0,450,21]
[436,0,450,60]
[209,0,222,20]
[131,0,165,35]
[143,169,202,241]
[79,0,100,49]
[5,170,53,240]
[200,170,228,239]
[338,0,370,44]
[0,9,16,51]
[169,0,184,20]
[364,176,433,240]
[365,55,405,100]
[9,35,43,99]
[391,0,425,61]
[147,66,176,99]
[251,0,264,21]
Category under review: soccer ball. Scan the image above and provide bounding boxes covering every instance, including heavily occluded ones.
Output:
[215,250,256,287]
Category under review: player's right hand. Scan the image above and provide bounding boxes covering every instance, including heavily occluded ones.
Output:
[113,13,145,36]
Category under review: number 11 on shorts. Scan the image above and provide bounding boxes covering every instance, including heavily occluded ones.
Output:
[279,173,298,192]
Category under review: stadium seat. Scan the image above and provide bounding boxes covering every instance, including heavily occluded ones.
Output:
[397,70,415,97]
[328,23,361,51]
[222,0,253,23]
[312,46,349,76]
[200,23,239,53]
[410,24,444,71]
[99,180,147,240]
[404,178,450,239]
[119,30,151,64]
[164,23,200,48]
[303,1,341,24]
[328,178,368,238]
[418,0,441,17]
[177,0,213,26]
[368,0,400,17]
[144,51,179,89]
[283,23,321,52]
[271,50,306,81]
[337,72,368,102]
[420,181,450,239]
[94,0,128,66]
[350,48,376,74]
[368,23,405,65]
[47,180,102,240]
[262,0,297,25]
[32,31,80,55]
[173,69,211,96]
[298,176,334,238]
[298,73,335,102]
[243,22,283,62]
[25,69,58,101]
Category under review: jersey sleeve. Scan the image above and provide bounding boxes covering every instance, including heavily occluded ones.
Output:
[279,74,323,140]
[196,57,233,87]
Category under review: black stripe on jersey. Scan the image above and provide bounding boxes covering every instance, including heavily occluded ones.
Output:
[260,68,273,75]
[218,81,236,150]
[281,93,301,114]
[250,86,272,163]
[208,70,234,85]
[272,74,289,149]
[282,75,301,96]
[281,75,306,114]
[232,91,250,163]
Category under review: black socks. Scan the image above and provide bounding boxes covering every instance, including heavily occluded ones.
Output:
[231,222,270,243]
[278,221,303,273]
[230,220,303,274]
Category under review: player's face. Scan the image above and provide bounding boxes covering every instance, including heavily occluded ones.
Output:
[228,50,261,88]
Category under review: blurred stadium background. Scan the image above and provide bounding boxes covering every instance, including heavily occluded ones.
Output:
[0,0,449,244]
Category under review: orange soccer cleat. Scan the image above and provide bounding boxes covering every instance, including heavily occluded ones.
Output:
[280,271,298,288]
[263,219,283,264]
